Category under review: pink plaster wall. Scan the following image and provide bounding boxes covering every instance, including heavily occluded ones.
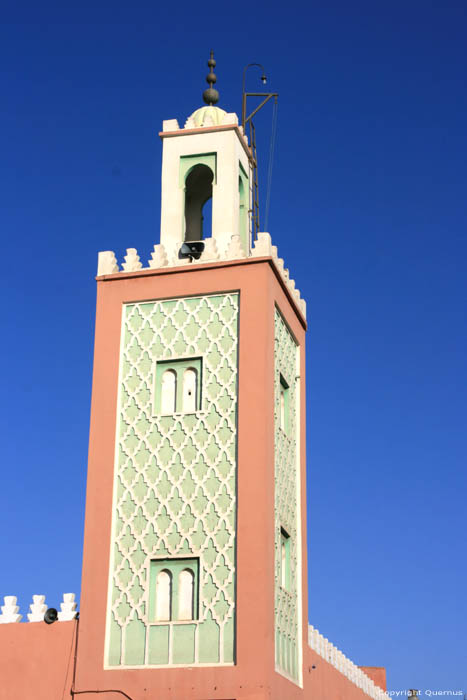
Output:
[360,666,387,691]
[0,620,75,700]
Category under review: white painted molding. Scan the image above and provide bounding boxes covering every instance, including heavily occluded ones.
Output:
[222,112,238,126]
[162,119,180,132]
[308,624,390,700]
[58,592,77,621]
[122,248,142,272]
[96,231,307,320]
[0,596,22,623]
[183,116,195,129]
[226,233,246,260]
[27,595,47,622]
[148,244,168,269]
[201,237,219,261]
[276,257,285,277]
[97,251,119,276]
[0,593,78,624]
[252,231,273,257]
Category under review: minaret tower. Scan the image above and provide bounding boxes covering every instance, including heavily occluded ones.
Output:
[77,53,308,700]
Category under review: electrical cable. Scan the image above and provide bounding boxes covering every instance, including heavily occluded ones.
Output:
[61,615,78,700]
[72,691,135,698]
[264,97,278,232]
[68,614,136,700]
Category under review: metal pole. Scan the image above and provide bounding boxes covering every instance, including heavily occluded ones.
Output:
[242,63,267,128]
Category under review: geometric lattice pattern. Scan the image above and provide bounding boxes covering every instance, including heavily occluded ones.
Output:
[274,309,300,682]
[106,293,239,667]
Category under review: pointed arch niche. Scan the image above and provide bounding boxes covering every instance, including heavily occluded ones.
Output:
[238,162,249,253]
[179,154,217,242]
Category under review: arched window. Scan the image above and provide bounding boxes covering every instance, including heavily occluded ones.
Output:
[279,374,289,433]
[280,388,286,430]
[280,528,290,591]
[155,570,172,621]
[184,164,214,241]
[177,568,195,621]
[182,368,198,413]
[161,369,177,414]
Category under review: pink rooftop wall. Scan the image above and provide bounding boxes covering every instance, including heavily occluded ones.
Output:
[0,620,386,700]
[0,620,75,700]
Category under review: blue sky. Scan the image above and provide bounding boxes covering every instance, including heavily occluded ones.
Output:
[0,0,466,695]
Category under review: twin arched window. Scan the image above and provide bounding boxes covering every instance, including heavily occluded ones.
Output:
[156,358,202,414]
[279,374,290,434]
[280,528,291,591]
[152,560,198,622]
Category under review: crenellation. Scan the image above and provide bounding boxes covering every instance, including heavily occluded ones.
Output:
[308,624,390,700]
[276,257,285,277]
[225,232,246,259]
[96,230,307,320]
[252,231,273,257]
[162,119,180,132]
[148,243,168,269]
[57,592,78,621]
[222,112,238,126]
[27,595,47,622]
[0,596,22,623]
[97,250,119,276]
[201,236,219,261]
[122,248,142,272]
[0,593,78,624]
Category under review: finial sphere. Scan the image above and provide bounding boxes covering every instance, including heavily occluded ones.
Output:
[206,71,217,85]
[203,87,219,105]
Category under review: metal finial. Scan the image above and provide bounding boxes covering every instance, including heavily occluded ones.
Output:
[203,50,219,106]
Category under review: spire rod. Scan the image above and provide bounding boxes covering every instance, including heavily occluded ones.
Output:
[203,50,219,106]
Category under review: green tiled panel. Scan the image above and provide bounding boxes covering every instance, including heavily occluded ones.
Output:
[124,616,146,665]
[198,610,220,663]
[108,616,122,666]
[106,294,239,667]
[274,310,300,682]
[148,625,169,665]
[172,624,196,664]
